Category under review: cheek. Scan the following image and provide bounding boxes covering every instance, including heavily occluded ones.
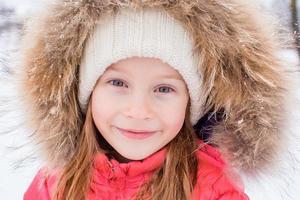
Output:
[160,98,188,135]
[91,90,112,127]
[167,108,186,134]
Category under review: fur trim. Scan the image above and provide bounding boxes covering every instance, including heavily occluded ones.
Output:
[240,58,300,199]
[17,0,287,173]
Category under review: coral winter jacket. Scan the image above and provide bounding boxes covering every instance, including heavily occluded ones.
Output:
[24,141,249,200]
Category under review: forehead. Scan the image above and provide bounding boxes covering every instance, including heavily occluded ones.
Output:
[106,57,184,80]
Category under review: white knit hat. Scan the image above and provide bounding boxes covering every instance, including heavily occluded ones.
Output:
[79,8,204,125]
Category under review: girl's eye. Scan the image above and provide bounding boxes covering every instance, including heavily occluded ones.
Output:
[107,80,174,93]
[155,86,174,93]
[108,79,127,87]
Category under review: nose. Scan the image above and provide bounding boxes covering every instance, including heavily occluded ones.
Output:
[123,93,153,120]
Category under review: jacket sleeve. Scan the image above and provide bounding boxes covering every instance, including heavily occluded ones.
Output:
[23,168,53,200]
[214,170,250,200]
[217,191,250,200]
[195,142,250,200]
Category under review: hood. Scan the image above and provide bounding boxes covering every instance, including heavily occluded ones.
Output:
[16,0,288,174]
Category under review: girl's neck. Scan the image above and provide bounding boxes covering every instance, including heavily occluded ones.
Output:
[106,150,134,163]
[96,131,136,163]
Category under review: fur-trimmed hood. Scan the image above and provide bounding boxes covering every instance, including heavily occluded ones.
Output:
[17,0,289,175]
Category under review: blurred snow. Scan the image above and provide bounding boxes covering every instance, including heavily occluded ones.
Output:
[0,1,45,199]
[0,52,43,199]
[0,0,300,200]
[0,0,45,19]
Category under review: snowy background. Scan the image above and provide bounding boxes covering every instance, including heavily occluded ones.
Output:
[0,1,52,199]
[0,0,300,199]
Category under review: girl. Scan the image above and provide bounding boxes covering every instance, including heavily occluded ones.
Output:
[18,0,287,199]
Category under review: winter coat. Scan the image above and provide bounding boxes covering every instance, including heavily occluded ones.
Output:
[24,140,248,200]
[2,0,298,199]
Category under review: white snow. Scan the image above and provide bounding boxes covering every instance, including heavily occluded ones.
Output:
[0,1,45,199]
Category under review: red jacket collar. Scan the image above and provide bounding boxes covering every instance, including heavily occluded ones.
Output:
[93,147,167,179]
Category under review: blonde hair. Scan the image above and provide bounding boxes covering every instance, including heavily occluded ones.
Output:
[53,98,199,200]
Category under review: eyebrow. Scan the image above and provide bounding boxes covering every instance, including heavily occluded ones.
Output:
[106,67,183,81]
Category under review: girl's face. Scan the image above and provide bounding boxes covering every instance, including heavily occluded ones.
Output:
[92,57,189,161]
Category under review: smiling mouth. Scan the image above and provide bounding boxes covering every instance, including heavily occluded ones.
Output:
[118,127,157,134]
[115,127,158,139]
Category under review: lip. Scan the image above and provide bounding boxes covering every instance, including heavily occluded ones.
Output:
[115,127,158,139]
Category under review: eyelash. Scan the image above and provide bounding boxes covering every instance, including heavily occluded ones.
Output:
[107,79,175,93]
